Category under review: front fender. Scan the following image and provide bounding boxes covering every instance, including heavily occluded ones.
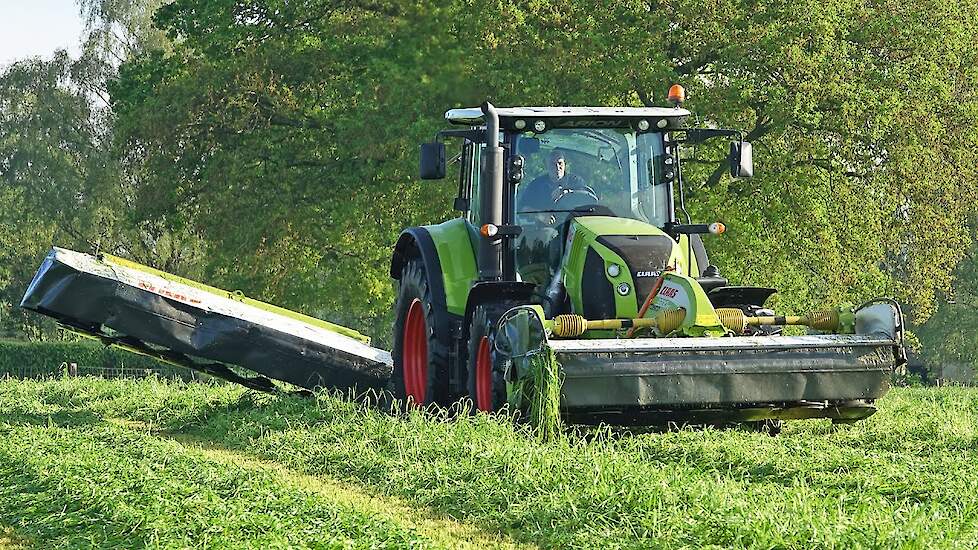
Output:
[391,219,479,317]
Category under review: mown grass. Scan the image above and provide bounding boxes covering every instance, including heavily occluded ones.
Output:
[0,380,524,549]
[3,377,978,548]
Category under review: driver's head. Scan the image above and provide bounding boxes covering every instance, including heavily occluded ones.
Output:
[548,149,566,182]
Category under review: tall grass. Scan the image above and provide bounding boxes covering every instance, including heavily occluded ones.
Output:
[3,377,978,548]
[527,348,562,442]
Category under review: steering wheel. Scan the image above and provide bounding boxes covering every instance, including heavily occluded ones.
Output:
[552,186,615,218]
[552,185,599,205]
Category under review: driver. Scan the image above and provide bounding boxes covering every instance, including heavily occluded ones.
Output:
[519,149,595,212]
[515,149,597,287]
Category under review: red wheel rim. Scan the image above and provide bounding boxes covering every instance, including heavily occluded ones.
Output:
[402,299,428,405]
[475,336,492,411]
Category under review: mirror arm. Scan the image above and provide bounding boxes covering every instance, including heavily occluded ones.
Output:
[437,128,486,142]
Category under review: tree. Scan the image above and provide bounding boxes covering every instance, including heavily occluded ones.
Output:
[473,0,978,320]
[110,0,477,340]
[0,0,173,338]
[105,0,978,344]
[915,223,978,379]
[7,0,977,351]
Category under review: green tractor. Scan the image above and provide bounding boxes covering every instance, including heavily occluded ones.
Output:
[389,94,906,425]
[16,89,907,427]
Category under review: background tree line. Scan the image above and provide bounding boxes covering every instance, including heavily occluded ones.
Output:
[1,0,977,378]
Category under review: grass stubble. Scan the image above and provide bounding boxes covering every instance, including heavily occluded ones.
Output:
[1,376,977,548]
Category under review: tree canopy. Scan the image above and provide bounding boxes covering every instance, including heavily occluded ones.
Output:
[2,0,977,370]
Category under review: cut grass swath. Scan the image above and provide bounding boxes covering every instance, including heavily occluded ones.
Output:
[0,422,432,548]
[527,347,562,442]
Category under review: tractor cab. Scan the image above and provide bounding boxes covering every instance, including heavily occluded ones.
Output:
[504,123,674,287]
[421,104,752,317]
[432,107,688,285]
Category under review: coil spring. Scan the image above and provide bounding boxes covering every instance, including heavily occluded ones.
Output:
[656,308,688,334]
[715,308,748,334]
[553,314,587,338]
[806,310,839,331]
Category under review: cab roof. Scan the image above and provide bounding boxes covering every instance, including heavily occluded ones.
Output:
[445,106,691,126]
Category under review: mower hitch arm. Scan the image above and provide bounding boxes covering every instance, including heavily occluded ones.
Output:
[664,222,725,238]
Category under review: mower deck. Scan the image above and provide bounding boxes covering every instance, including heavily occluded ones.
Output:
[20,248,393,392]
[552,334,897,422]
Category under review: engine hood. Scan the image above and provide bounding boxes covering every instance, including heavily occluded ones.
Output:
[562,216,689,322]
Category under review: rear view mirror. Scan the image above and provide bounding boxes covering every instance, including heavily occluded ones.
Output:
[729,141,753,178]
[420,142,446,179]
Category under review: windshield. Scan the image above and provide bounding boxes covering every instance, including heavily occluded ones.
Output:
[514,128,669,226]
[511,128,670,285]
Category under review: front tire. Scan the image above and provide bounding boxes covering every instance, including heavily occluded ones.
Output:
[391,258,449,407]
[467,304,508,412]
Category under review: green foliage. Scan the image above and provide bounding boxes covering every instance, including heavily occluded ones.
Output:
[914,230,978,380]
[474,0,978,320]
[106,0,472,340]
[5,377,978,547]
[2,0,978,363]
[0,340,175,378]
[0,52,115,337]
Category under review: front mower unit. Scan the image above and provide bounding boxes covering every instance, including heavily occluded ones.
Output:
[495,299,903,426]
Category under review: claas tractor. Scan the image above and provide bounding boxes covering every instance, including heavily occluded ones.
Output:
[388,93,906,425]
[17,90,907,428]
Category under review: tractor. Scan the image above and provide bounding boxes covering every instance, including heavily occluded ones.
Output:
[19,88,906,427]
[388,90,906,425]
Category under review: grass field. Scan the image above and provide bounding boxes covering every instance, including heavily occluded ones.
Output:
[1,377,977,549]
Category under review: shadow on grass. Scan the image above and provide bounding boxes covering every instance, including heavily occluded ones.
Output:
[0,410,104,429]
[0,457,150,549]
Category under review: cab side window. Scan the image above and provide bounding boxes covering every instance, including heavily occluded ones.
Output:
[464,141,484,225]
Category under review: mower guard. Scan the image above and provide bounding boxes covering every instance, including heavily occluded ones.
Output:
[552,334,898,424]
[20,248,392,392]
[496,303,903,425]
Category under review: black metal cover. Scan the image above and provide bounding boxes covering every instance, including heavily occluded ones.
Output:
[20,248,392,392]
[596,234,674,308]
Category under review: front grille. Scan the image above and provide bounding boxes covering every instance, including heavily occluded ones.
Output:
[596,234,674,307]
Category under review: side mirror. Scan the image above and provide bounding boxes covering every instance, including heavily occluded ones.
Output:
[420,142,446,179]
[729,141,753,178]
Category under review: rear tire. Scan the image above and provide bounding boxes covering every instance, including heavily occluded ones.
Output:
[467,304,509,412]
[390,258,449,407]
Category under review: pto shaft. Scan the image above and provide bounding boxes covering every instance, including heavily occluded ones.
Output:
[551,309,686,338]
[550,307,847,338]
[715,308,844,334]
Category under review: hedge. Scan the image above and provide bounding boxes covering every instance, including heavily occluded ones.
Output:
[0,340,190,380]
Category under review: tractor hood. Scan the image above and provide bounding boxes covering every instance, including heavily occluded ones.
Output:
[562,216,687,322]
